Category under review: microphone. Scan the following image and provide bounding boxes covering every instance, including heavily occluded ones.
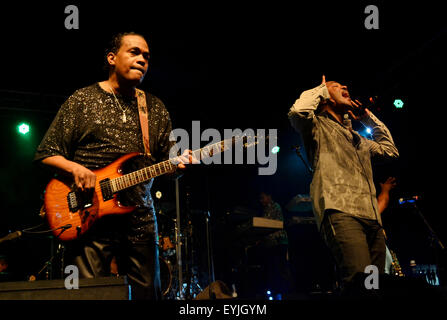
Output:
[292,145,313,174]
[363,96,378,110]
[351,96,378,116]
[343,114,352,129]
[398,195,420,205]
[0,231,22,245]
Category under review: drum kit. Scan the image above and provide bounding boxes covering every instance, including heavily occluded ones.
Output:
[157,208,177,298]
[285,194,312,213]
[155,200,206,299]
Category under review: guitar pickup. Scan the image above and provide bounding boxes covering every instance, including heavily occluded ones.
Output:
[99,178,114,201]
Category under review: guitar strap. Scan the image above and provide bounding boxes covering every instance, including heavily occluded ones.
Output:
[136,88,152,158]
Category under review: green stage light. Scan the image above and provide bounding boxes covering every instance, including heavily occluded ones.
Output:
[271,146,280,154]
[394,99,404,109]
[17,123,30,135]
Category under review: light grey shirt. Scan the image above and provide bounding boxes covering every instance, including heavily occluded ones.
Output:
[288,83,399,229]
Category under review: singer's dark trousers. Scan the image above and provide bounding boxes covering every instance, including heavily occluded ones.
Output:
[320,210,385,296]
[64,213,161,300]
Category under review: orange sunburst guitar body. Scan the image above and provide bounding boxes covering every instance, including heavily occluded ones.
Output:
[44,153,140,241]
[44,135,259,241]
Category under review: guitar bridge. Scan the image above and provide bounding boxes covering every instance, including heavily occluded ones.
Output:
[67,191,80,213]
[67,189,94,213]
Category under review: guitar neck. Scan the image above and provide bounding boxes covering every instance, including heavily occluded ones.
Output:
[111,159,175,193]
[110,139,232,193]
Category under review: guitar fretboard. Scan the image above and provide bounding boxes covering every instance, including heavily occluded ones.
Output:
[109,138,236,193]
[110,160,176,192]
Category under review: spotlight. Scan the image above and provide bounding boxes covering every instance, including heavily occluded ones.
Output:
[366,127,372,134]
[393,99,404,109]
[271,146,280,154]
[17,123,30,135]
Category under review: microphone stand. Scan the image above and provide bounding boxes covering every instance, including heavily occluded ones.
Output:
[206,210,216,299]
[292,145,313,175]
[30,227,69,280]
[184,186,192,300]
[0,231,22,245]
[174,178,184,299]
[410,202,445,285]
[1,221,70,281]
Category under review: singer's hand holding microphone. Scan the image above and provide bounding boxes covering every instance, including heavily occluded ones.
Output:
[347,99,370,121]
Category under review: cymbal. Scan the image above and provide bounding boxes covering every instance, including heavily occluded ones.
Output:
[286,194,313,212]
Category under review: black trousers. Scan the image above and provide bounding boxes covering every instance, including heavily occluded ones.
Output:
[320,210,385,295]
[65,211,161,300]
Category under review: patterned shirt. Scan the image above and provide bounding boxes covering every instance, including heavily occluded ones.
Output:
[34,83,174,239]
[288,83,399,229]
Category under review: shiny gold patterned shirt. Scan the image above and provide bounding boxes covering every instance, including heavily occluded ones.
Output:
[34,82,174,210]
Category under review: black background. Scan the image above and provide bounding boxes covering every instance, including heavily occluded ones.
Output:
[0,1,446,286]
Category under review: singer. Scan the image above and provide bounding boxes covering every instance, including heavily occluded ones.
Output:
[288,75,399,296]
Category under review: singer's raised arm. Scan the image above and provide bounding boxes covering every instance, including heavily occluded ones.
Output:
[288,82,331,133]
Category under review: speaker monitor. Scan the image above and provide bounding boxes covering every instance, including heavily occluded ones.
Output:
[0,276,129,300]
[195,280,234,300]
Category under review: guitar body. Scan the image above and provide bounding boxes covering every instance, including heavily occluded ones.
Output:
[44,153,139,241]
